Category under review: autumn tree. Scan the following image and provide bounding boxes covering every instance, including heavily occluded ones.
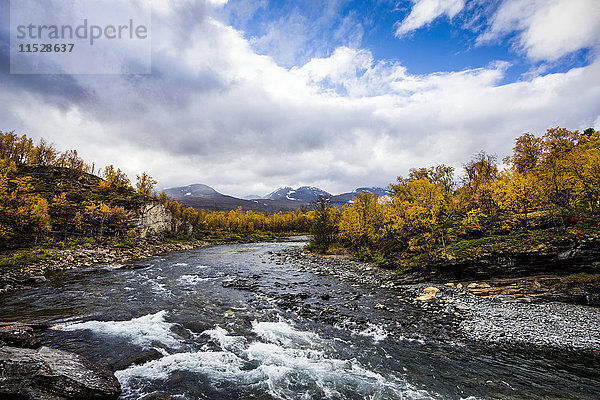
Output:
[101,165,131,189]
[52,192,72,240]
[31,198,50,243]
[107,207,130,236]
[504,133,543,174]
[72,211,83,235]
[492,171,542,228]
[56,149,89,178]
[457,151,499,229]
[136,172,158,196]
[0,131,34,164]
[309,195,339,252]
[338,192,386,255]
[30,138,57,166]
[0,159,50,246]
[406,164,455,193]
[563,129,600,214]
[85,203,112,237]
[390,177,450,249]
[537,127,580,218]
[156,191,169,204]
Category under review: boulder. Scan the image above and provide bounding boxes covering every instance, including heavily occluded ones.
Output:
[423,286,440,295]
[0,346,121,399]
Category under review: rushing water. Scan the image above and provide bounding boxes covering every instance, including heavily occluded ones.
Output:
[2,238,599,399]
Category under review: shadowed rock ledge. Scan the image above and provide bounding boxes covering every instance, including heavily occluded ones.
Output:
[0,345,121,399]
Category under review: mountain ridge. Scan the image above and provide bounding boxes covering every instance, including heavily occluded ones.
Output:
[162,183,390,212]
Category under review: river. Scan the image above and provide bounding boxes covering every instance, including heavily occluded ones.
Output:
[2,237,599,399]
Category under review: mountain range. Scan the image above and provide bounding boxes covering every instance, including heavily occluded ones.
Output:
[163,184,390,212]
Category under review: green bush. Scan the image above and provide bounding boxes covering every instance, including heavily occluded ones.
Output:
[0,249,55,267]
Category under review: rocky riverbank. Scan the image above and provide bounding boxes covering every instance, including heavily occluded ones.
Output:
[0,322,121,399]
[0,237,210,294]
[273,247,600,353]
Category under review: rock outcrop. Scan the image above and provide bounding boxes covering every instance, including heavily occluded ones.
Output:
[130,201,173,237]
[0,346,121,399]
[399,237,600,283]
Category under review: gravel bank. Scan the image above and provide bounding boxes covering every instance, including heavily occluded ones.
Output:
[276,247,600,352]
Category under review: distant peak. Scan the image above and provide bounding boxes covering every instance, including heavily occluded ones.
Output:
[266,185,331,201]
[164,183,220,198]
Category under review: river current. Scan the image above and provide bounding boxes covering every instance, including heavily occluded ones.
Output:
[2,238,599,399]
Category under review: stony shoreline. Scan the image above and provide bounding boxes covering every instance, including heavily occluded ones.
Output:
[0,237,210,294]
[275,247,600,353]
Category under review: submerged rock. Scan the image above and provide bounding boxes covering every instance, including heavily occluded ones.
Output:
[0,346,121,399]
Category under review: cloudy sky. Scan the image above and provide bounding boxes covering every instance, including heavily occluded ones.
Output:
[1,0,600,197]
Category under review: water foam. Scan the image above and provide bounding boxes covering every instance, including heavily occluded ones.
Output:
[358,323,390,342]
[116,319,434,400]
[177,275,217,285]
[59,311,183,349]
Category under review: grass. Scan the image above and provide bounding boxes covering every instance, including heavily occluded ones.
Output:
[561,273,600,284]
[0,248,56,268]
[438,228,566,259]
[305,242,347,255]
[112,237,139,248]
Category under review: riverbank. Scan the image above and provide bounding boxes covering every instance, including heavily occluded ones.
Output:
[275,247,600,353]
[0,236,210,294]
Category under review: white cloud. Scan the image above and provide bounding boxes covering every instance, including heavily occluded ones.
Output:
[479,0,600,61]
[206,0,229,6]
[395,0,465,37]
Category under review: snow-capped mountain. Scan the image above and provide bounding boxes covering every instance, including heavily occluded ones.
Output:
[329,186,391,207]
[163,183,220,198]
[265,186,331,202]
[162,183,391,212]
[353,187,391,196]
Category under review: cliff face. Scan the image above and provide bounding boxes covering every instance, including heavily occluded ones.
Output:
[130,201,174,237]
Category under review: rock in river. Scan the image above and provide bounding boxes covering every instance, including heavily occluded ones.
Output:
[0,322,43,348]
[0,346,121,399]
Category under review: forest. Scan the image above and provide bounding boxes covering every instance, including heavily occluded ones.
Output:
[310,127,600,270]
